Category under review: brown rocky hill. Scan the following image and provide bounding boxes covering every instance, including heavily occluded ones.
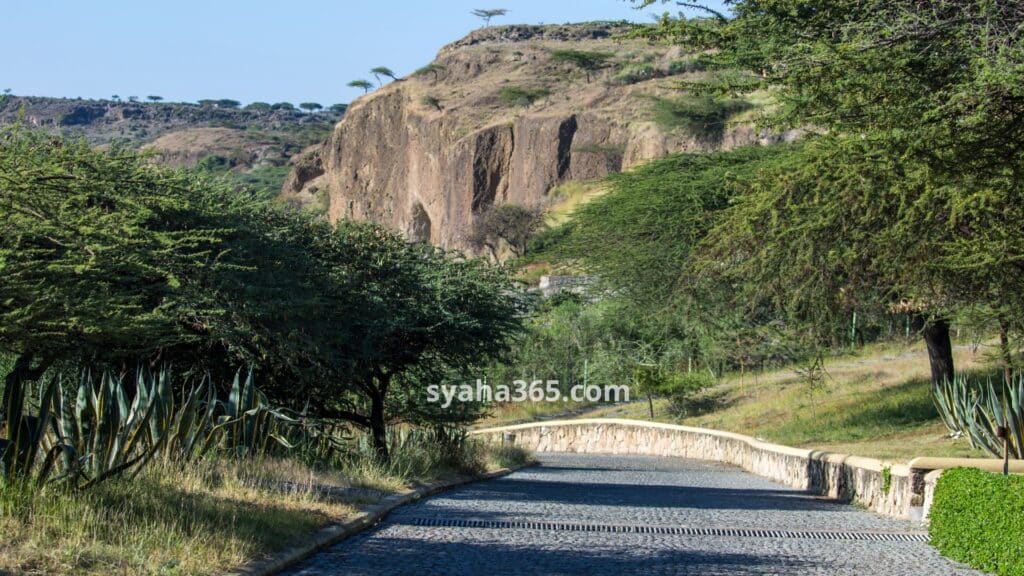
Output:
[0,95,340,197]
[284,22,789,251]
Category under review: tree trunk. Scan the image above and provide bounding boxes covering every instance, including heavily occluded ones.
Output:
[912,315,955,387]
[369,393,389,463]
[369,372,390,464]
[999,319,1013,387]
[1,352,51,434]
[647,394,654,420]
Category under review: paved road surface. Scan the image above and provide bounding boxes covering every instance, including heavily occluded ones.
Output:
[282,454,981,576]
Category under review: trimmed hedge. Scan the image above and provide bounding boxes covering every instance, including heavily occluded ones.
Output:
[930,467,1024,576]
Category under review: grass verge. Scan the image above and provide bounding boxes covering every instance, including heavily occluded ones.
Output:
[0,440,530,575]
[486,340,996,461]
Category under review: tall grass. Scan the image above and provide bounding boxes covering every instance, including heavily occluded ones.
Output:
[0,433,531,575]
[335,428,532,492]
[0,457,355,575]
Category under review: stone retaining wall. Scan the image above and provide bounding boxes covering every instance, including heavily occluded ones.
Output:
[473,419,919,519]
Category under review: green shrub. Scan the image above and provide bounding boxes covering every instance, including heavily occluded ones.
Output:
[499,86,551,107]
[650,95,751,139]
[930,467,1024,576]
[613,63,658,85]
[663,371,716,416]
[667,57,710,75]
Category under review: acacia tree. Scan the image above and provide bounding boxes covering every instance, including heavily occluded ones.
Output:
[550,49,613,83]
[299,102,323,113]
[472,8,507,27]
[305,222,527,460]
[348,79,373,94]
[370,66,398,87]
[467,203,545,261]
[0,129,526,459]
[414,63,446,83]
[637,0,1024,386]
[0,128,365,426]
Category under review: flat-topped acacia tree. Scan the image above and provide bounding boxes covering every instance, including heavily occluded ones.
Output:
[370,66,398,86]
[348,79,373,93]
[309,222,527,461]
[472,8,507,27]
[550,49,613,83]
[0,127,526,461]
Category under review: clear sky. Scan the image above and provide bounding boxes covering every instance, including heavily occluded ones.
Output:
[1,0,729,106]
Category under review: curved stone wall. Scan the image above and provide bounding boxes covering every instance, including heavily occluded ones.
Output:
[471,418,1019,521]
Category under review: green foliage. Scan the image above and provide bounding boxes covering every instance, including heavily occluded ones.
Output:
[370,66,398,85]
[468,203,544,259]
[662,371,716,416]
[557,145,785,305]
[0,128,232,364]
[649,94,750,139]
[414,63,446,82]
[298,102,322,113]
[244,101,272,112]
[421,95,442,111]
[0,128,525,463]
[550,49,613,82]
[667,56,709,75]
[612,63,657,85]
[930,468,1024,576]
[933,373,1024,458]
[231,165,292,200]
[0,366,293,489]
[471,8,507,26]
[498,86,550,107]
[640,0,1024,346]
[348,79,373,93]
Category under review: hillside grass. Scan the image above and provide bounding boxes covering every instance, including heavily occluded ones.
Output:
[0,442,530,576]
[481,340,995,462]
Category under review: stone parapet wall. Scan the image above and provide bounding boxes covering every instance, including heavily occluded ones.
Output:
[471,419,933,520]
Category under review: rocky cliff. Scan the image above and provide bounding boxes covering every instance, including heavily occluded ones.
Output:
[285,23,786,250]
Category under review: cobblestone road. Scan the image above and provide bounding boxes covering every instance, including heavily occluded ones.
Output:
[282,454,982,575]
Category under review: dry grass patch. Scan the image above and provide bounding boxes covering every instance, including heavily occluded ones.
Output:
[573,341,996,462]
[0,457,358,576]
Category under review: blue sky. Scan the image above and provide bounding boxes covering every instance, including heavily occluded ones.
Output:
[1,0,729,106]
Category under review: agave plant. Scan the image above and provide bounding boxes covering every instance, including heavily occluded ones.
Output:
[217,368,296,457]
[2,365,300,489]
[933,373,1024,459]
[1,375,75,485]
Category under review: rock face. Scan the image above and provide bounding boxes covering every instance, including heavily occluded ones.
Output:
[287,23,786,251]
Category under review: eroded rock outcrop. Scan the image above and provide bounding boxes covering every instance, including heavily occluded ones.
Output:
[287,23,786,250]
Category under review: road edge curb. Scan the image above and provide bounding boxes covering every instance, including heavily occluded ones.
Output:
[221,463,530,576]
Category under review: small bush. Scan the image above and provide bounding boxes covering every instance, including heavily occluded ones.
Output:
[650,95,751,139]
[499,86,551,107]
[663,372,717,416]
[613,63,659,85]
[667,57,710,75]
[930,467,1024,576]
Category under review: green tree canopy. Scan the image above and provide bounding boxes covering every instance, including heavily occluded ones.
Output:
[633,0,1024,385]
[471,8,507,27]
[550,49,613,83]
[348,80,373,94]
[370,66,398,86]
